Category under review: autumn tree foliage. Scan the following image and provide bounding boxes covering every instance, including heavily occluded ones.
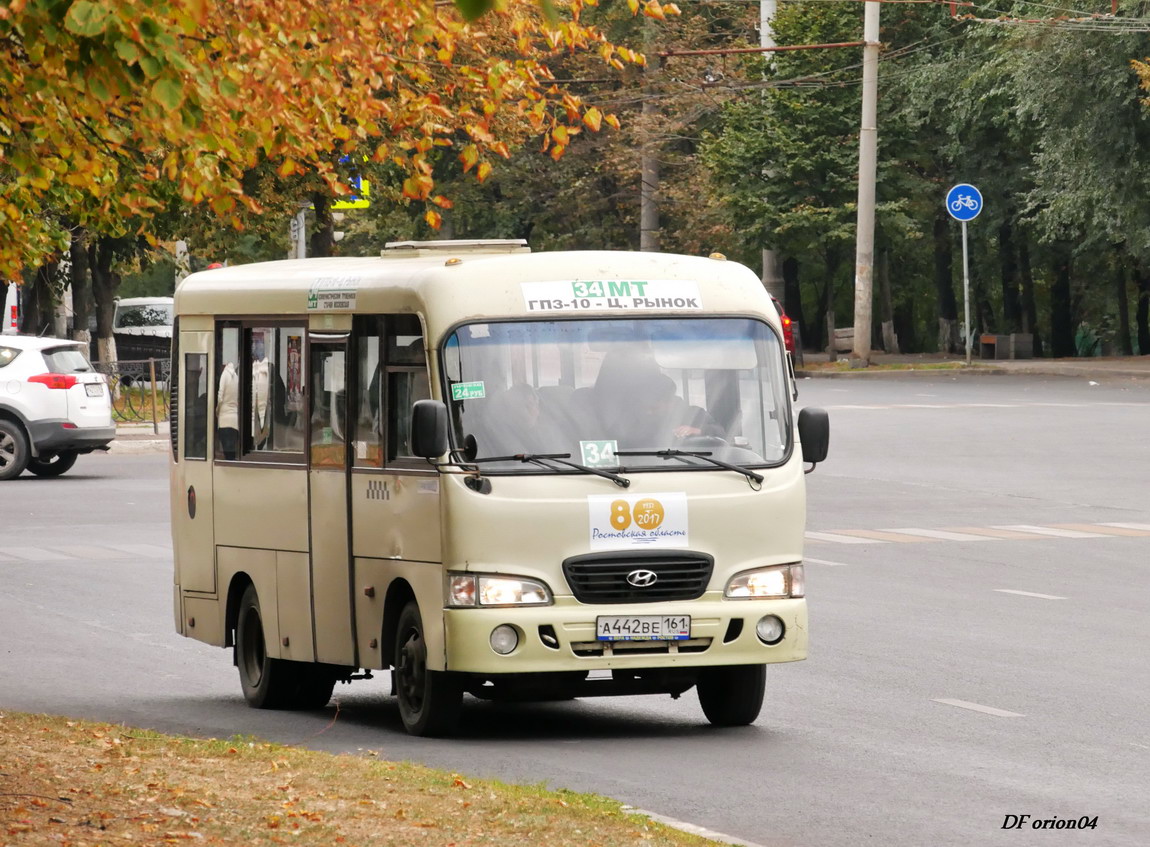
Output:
[0,0,673,279]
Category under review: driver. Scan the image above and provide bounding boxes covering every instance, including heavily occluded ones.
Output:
[626,373,721,447]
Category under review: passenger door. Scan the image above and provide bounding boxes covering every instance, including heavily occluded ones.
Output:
[307,332,356,666]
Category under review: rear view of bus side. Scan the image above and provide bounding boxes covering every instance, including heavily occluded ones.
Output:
[169,241,829,736]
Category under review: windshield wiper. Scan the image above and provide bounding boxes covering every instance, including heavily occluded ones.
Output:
[470,452,630,488]
[615,449,764,486]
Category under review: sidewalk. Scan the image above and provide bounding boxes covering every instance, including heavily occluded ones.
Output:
[794,351,1150,381]
[111,420,170,452]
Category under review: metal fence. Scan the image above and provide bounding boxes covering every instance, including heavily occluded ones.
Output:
[93,358,171,428]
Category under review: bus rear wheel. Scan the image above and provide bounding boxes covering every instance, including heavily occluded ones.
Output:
[236,584,335,710]
[696,664,766,727]
[394,600,462,736]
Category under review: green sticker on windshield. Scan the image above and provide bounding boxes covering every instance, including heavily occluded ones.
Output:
[451,381,486,401]
[580,440,618,468]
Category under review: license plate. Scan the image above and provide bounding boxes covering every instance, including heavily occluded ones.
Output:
[85,383,103,397]
[596,615,691,641]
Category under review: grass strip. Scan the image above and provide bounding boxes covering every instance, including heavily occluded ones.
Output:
[0,712,717,847]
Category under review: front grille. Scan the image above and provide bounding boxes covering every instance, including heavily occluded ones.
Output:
[562,551,714,604]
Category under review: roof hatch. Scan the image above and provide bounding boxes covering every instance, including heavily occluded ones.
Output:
[382,239,530,258]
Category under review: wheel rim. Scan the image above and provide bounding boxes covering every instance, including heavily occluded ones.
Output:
[239,606,266,687]
[396,625,426,715]
[0,432,15,469]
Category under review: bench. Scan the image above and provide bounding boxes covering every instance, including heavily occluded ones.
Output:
[979,333,1034,360]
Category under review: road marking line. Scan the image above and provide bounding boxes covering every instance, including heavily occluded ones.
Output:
[994,589,1067,600]
[107,543,174,557]
[50,545,130,560]
[623,807,768,847]
[804,557,852,567]
[1049,523,1150,537]
[993,524,1107,539]
[0,547,71,561]
[805,531,884,545]
[830,529,937,543]
[932,699,1025,718]
[939,526,1044,540]
[886,527,998,542]
[1100,522,1150,532]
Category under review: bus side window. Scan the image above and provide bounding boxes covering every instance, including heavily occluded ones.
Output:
[353,317,383,468]
[215,326,241,460]
[386,315,428,462]
[184,353,209,460]
[246,325,306,455]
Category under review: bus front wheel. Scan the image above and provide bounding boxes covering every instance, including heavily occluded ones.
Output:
[696,664,766,727]
[236,584,335,710]
[394,600,462,736]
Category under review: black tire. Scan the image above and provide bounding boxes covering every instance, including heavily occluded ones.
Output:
[394,600,462,736]
[0,420,29,481]
[26,451,79,477]
[697,664,766,727]
[236,584,335,710]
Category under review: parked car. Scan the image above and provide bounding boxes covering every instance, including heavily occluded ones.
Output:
[770,295,795,354]
[0,335,115,480]
[89,296,174,362]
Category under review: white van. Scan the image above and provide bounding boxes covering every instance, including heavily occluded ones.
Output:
[169,241,829,735]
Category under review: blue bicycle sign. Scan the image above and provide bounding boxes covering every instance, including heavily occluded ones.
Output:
[946,183,983,222]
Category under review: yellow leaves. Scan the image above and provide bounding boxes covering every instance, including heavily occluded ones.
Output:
[476,161,493,182]
[460,144,480,172]
[604,113,621,130]
[277,159,298,178]
[431,195,455,209]
[402,175,434,200]
[582,106,602,132]
[627,0,640,13]
[424,208,442,228]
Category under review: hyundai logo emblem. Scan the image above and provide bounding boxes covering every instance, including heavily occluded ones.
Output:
[626,569,659,588]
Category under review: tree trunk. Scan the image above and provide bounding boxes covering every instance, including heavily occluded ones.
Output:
[998,221,1022,333]
[781,256,804,349]
[90,238,119,364]
[309,193,335,258]
[1116,260,1132,356]
[933,214,958,353]
[1018,236,1042,357]
[1049,251,1074,358]
[22,263,58,336]
[69,226,93,354]
[1134,261,1150,355]
[878,248,899,353]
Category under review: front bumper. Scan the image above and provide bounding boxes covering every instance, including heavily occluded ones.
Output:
[28,420,116,455]
[444,593,807,674]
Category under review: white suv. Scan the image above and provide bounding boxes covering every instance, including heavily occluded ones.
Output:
[0,336,115,480]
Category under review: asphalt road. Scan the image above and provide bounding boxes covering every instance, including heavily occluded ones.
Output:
[2,373,1148,847]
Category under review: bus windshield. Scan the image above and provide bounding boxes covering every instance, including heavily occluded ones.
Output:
[442,317,791,472]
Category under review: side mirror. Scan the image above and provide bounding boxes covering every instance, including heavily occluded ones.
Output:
[411,399,449,459]
[797,407,829,466]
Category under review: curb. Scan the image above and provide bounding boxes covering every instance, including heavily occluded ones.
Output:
[795,365,1150,380]
[109,437,169,453]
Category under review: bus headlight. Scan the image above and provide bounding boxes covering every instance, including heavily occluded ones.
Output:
[447,574,552,607]
[725,564,804,599]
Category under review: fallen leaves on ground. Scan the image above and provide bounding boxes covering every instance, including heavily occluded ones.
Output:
[0,712,713,846]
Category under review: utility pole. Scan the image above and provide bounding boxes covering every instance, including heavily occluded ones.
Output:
[760,0,784,301]
[640,18,660,252]
[851,0,880,361]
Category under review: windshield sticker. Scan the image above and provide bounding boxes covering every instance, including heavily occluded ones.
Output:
[579,440,618,468]
[522,280,702,312]
[451,381,486,401]
[588,493,688,551]
[307,277,359,311]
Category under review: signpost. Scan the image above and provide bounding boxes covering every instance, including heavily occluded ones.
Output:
[946,183,983,365]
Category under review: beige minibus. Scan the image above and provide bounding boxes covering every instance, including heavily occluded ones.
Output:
[169,240,829,735]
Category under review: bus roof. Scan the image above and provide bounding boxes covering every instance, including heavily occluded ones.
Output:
[174,249,779,337]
